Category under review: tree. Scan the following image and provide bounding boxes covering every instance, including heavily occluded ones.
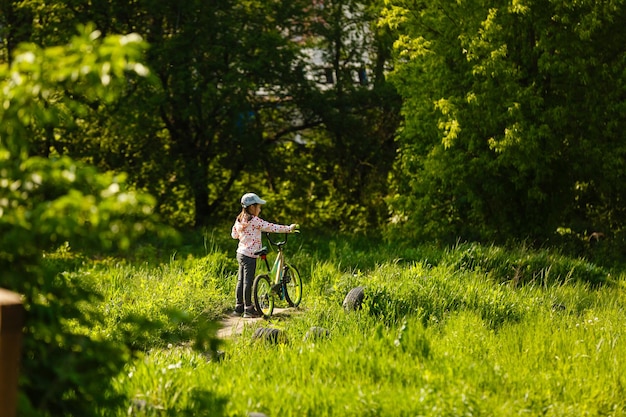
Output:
[382,0,626,245]
[2,0,316,228]
[3,0,402,231]
[260,0,401,231]
[0,25,184,416]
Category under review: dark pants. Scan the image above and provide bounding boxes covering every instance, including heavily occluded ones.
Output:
[235,252,257,311]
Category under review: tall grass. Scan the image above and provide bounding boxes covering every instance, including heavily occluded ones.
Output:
[73,251,236,349]
[56,232,626,416]
[114,300,626,416]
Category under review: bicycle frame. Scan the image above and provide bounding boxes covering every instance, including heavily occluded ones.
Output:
[258,234,288,297]
[252,231,302,317]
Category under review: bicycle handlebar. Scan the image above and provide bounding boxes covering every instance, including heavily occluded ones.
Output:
[264,228,299,248]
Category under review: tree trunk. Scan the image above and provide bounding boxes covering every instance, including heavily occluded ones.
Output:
[194,185,210,228]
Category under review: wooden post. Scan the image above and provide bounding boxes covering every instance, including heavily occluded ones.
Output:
[0,289,24,417]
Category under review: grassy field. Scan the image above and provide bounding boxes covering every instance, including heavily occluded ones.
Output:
[64,229,626,416]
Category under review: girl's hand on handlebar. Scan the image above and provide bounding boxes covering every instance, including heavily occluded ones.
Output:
[289,224,300,232]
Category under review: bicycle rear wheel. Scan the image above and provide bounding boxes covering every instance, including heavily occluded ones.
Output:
[283,264,302,307]
[253,274,274,317]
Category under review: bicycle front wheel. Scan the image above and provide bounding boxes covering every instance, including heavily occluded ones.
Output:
[283,264,302,307]
[253,274,274,317]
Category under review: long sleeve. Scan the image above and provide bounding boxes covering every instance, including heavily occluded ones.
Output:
[257,218,292,234]
[233,216,291,257]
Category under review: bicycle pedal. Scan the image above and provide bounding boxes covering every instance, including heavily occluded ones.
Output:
[271,283,282,294]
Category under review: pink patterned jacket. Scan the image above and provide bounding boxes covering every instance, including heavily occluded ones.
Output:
[231,216,292,258]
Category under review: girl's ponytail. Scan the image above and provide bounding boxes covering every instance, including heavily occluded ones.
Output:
[236,206,254,223]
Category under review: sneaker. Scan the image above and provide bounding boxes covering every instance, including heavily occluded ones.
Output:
[231,305,244,316]
[243,309,262,318]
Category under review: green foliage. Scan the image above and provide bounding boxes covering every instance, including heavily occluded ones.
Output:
[81,252,234,350]
[0,25,184,416]
[26,231,626,416]
[260,0,401,233]
[17,248,130,417]
[0,22,168,266]
[3,0,401,232]
[445,242,610,286]
[21,0,321,228]
[382,0,626,244]
[105,253,625,416]
[6,0,626,248]
[113,348,228,417]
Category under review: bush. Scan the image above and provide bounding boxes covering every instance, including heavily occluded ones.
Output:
[0,26,185,416]
[444,242,609,286]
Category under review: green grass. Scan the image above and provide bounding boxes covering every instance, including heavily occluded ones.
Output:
[113,301,626,416]
[55,231,626,416]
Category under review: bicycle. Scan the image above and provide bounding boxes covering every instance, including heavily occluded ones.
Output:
[252,231,302,318]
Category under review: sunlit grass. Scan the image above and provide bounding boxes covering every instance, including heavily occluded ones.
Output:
[114,298,626,416]
[63,236,626,416]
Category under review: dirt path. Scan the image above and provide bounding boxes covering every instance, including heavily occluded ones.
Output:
[216,308,295,339]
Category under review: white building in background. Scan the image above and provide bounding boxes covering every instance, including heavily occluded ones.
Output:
[253,0,377,142]
[293,0,374,91]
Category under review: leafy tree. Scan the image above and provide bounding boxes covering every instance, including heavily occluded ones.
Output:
[3,0,401,232]
[382,0,626,246]
[256,0,401,232]
[2,0,318,228]
[0,25,203,416]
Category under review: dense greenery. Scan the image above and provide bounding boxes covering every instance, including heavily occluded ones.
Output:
[1,0,400,231]
[4,0,626,246]
[2,1,626,415]
[0,25,176,416]
[47,231,626,416]
[382,0,626,248]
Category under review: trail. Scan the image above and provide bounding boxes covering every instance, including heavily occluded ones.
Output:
[216,308,296,339]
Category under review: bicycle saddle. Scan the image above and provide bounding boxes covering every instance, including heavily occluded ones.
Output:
[254,246,269,256]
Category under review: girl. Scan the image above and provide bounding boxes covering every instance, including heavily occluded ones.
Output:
[231,193,297,318]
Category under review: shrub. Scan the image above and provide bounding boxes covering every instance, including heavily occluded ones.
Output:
[444,242,609,286]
